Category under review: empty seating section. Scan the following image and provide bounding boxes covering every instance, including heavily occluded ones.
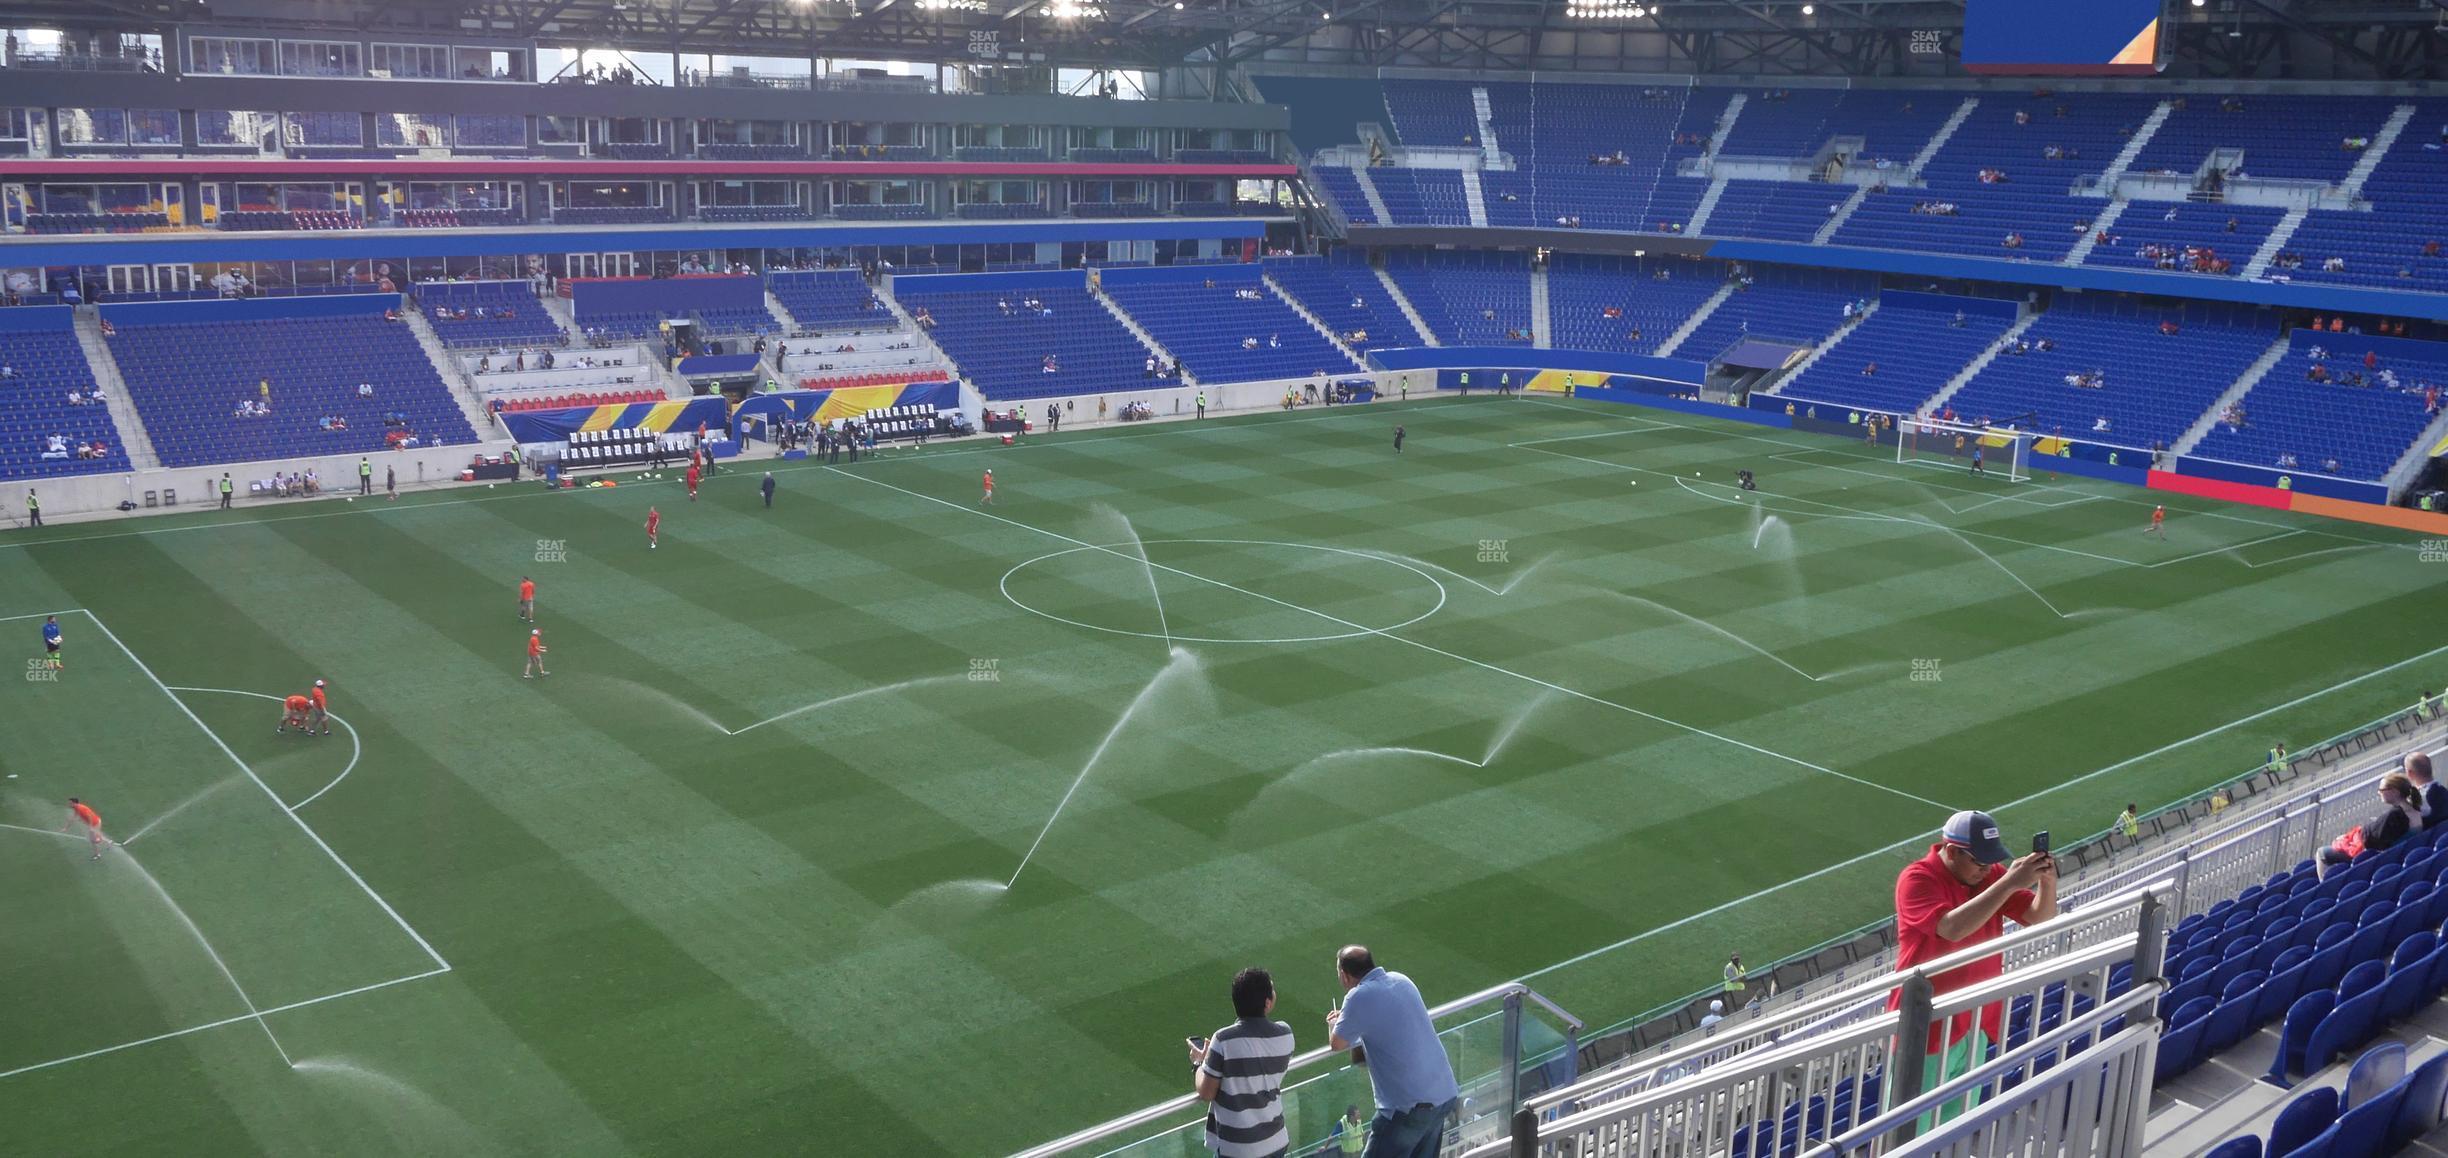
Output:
[1719,88,1958,165]
[1703,179,1846,242]
[699,206,815,222]
[1101,269,1358,383]
[769,271,888,331]
[27,211,170,234]
[698,143,804,160]
[416,282,565,348]
[1076,202,1161,217]
[2083,201,2284,276]
[832,204,936,220]
[1946,304,2274,449]
[107,308,476,467]
[799,368,950,391]
[1479,171,1539,228]
[219,209,360,231]
[1777,299,2014,415]
[2283,99,2448,291]
[694,307,780,336]
[0,322,126,480]
[827,145,931,161]
[601,143,673,160]
[2132,96,2398,184]
[890,279,1152,401]
[1835,93,2160,262]
[1512,82,1691,232]
[1309,167,1375,225]
[553,206,673,225]
[495,389,663,413]
[1674,268,1877,360]
[953,146,1049,162]
[1382,251,1532,346]
[572,276,763,342]
[1543,255,1728,355]
[1069,148,1159,163]
[1259,255,1425,351]
[2200,336,2443,479]
[1369,168,1470,226]
[955,203,1053,219]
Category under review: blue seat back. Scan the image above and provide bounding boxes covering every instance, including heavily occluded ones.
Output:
[2305,988,2387,1074]
[2269,1085,2339,1158]
[2381,949,2439,1023]
[2202,1137,2261,1158]
[2391,1052,2448,1150]
[2395,930,2439,971]
[2339,959,2388,1001]
[2333,1075,2407,1155]
[2271,989,2338,1083]
[2346,1041,2408,1109]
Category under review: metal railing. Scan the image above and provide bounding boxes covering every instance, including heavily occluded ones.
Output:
[1817,984,2164,1158]
[1477,881,2173,1158]
[1012,981,1581,1158]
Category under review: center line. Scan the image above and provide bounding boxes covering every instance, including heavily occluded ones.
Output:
[824,468,1955,814]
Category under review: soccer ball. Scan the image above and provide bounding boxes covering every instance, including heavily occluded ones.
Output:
[346,497,354,502]
[488,484,496,490]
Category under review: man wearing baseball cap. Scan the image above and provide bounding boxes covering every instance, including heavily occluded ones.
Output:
[1889,809,2057,1122]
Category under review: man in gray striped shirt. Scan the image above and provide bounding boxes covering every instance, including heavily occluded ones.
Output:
[1191,967,1294,1158]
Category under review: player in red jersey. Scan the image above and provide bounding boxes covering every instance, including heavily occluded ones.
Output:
[278,692,312,734]
[524,628,550,678]
[981,468,995,506]
[62,798,110,859]
[309,679,331,736]
[646,506,661,549]
[2146,505,2166,541]
[685,463,701,500]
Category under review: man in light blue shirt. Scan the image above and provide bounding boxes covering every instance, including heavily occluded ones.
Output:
[1325,945,1458,1158]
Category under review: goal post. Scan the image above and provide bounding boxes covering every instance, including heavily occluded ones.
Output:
[1898,418,2033,482]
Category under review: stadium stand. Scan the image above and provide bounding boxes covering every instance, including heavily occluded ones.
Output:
[832,203,937,220]
[104,302,477,467]
[699,143,806,161]
[1775,293,2017,415]
[2194,333,2446,480]
[699,206,818,222]
[26,211,171,235]
[1543,254,1730,355]
[1834,92,2162,262]
[492,388,663,413]
[415,282,566,348]
[2130,95,2398,186]
[1671,266,1878,360]
[1700,179,1849,243]
[552,206,674,225]
[768,270,890,331]
[1258,253,1426,352]
[2280,98,2448,291]
[2083,200,2283,277]
[889,274,1159,400]
[1382,249,1534,345]
[1098,266,1360,383]
[1305,165,1375,225]
[0,312,128,480]
[1367,167,1471,226]
[1944,301,2276,449]
[1718,87,1959,164]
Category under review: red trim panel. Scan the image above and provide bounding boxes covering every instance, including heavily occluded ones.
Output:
[2144,469,2294,510]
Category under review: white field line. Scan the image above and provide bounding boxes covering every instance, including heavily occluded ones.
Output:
[1521,638,2448,982]
[2140,530,2302,570]
[79,611,449,973]
[824,467,1958,815]
[0,608,80,624]
[164,688,364,811]
[0,399,1500,553]
[1516,396,2409,545]
[0,966,451,1081]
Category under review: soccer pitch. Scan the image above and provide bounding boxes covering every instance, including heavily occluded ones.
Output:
[0,395,2437,1156]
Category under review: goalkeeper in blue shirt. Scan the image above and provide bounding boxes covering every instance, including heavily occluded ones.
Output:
[40,614,62,670]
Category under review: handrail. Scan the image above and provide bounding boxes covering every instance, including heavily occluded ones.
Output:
[1010,980,1577,1158]
[1523,878,2175,1113]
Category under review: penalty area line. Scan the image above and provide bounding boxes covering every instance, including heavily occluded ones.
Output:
[0,966,452,1082]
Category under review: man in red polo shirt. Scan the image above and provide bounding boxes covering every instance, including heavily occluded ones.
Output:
[1890,809,2057,1122]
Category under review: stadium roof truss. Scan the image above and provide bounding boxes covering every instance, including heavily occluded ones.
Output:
[5,0,2448,78]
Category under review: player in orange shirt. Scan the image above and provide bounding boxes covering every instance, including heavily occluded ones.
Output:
[524,628,549,678]
[980,468,995,506]
[685,463,701,500]
[645,506,660,550]
[277,692,312,734]
[518,576,537,622]
[62,797,109,859]
[308,678,331,736]
[2146,505,2166,541]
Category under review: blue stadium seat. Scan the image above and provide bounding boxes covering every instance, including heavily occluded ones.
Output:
[2269,1086,2340,1158]
[2390,1052,2448,1149]
[2346,1041,2409,1109]
[2381,948,2440,1024]
[2270,989,2337,1084]
[2203,971,2267,1056]
[2304,988,2387,1074]
[2203,1138,2261,1158]
[2332,1068,2408,1155]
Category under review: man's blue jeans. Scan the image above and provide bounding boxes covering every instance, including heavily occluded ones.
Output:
[1363,1098,1456,1158]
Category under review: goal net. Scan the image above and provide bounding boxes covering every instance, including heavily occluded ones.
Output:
[1898,418,2033,482]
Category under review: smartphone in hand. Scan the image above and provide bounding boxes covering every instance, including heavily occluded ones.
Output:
[1187,1035,1208,1053]
[2032,830,2051,855]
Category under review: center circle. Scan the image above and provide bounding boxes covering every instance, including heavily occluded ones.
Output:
[999,539,1448,644]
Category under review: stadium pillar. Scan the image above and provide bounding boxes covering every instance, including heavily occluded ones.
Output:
[1499,989,1525,1137]
[1508,1110,1538,1158]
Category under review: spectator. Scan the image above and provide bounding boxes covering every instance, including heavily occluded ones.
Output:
[2317,773,2425,880]
[1892,810,2057,1119]
[1699,999,1726,1030]
[1329,1105,1369,1157]
[2408,753,2446,823]
[1191,967,1293,1158]
[1327,945,1458,1158]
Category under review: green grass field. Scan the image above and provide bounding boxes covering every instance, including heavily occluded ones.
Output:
[0,395,2437,1156]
